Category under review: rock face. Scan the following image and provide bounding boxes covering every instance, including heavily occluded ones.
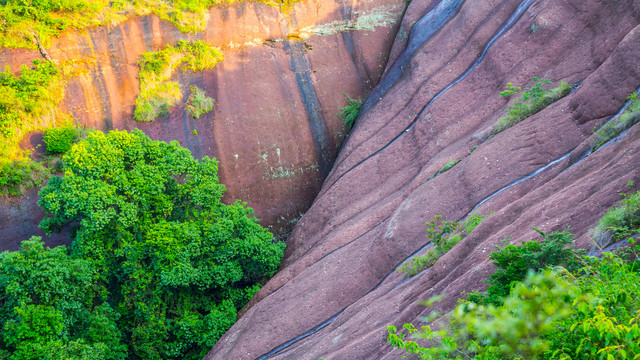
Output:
[0,0,405,249]
[206,0,640,359]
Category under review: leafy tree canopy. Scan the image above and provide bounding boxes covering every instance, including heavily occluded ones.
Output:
[27,129,285,359]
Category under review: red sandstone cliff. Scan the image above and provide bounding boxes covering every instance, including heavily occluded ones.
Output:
[0,0,405,248]
[205,0,640,358]
[2,0,640,358]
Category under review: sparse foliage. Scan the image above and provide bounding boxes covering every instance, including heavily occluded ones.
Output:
[494,77,571,134]
[185,86,214,119]
[398,213,486,277]
[134,41,223,123]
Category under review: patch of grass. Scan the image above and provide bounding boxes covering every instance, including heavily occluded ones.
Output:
[593,91,640,150]
[592,190,640,249]
[339,93,362,131]
[427,147,476,181]
[428,159,462,180]
[398,212,486,277]
[185,85,215,119]
[493,77,571,134]
[0,0,305,49]
[134,40,223,122]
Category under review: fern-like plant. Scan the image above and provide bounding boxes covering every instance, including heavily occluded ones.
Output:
[339,93,362,131]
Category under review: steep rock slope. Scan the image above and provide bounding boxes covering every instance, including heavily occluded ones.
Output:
[206,0,640,358]
[0,0,405,249]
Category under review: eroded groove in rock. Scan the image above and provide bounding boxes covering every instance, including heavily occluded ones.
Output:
[327,0,535,191]
[360,0,466,115]
[257,310,345,359]
[283,40,332,177]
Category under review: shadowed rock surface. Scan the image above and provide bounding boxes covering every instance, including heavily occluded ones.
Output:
[205,0,640,359]
[0,0,405,249]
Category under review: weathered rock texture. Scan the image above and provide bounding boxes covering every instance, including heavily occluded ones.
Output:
[206,0,640,359]
[0,0,405,248]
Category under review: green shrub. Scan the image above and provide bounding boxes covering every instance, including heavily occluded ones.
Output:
[467,228,583,306]
[544,252,640,359]
[493,77,571,134]
[339,93,362,131]
[593,91,640,150]
[388,269,580,360]
[398,213,486,277]
[134,41,223,123]
[185,86,214,119]
[43,126,81,154]
[592,190,640,249]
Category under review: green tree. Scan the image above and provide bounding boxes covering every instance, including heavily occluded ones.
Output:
[38,129,285,359]
[0,237,126,360]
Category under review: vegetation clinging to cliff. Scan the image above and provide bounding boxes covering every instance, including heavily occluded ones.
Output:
[185,85,215,119]
[493,77,571,134]
[0,129,287,359]
[593,91,640,150]
[0,0,305,49]
[134,40,223,123]
[398,213,486,277]
[592,186,640,249]
[339,93,362,131]
[0,60,70,161]
[0,60,75,196]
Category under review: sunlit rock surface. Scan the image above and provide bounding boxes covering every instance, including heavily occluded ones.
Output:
[0,0,405,248]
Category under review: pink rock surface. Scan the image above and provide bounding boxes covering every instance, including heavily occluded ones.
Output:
[206,0,640,358]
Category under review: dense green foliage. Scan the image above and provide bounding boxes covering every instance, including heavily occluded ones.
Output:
[0,0,305,49]
[398,213,486,277]
[339,93,362,131]
[388,233,640,360]
[0,237,126,360]
[134,40,223,122]
[494,77,571,134]
[0,129,288,359]
[185,85,215,119]
[467,228,584,306]
[593,91,640,150]
[0,159,49,196]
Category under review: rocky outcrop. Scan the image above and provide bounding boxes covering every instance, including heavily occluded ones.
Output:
[206,0,640,359]
[0,0,405,248]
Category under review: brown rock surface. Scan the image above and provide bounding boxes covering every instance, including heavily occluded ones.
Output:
[0,0,405,249]
[205,0,640,359]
